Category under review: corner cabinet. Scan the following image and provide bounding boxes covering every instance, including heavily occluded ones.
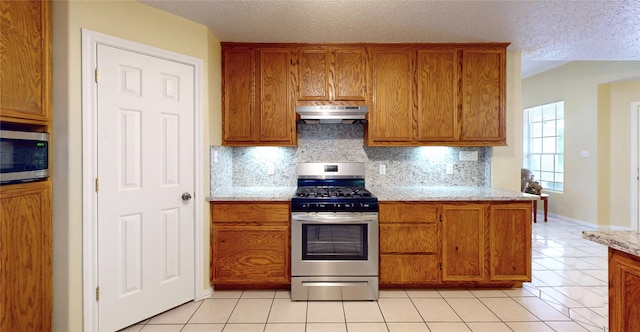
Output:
[379,200,530,288]
[0,0,51,124]
[0,181,52,332]
[365,43,508,147]
[221,44,296,146]
[210,201,290,288]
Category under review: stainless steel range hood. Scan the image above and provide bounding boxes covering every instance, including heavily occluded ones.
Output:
[296,105,368,124]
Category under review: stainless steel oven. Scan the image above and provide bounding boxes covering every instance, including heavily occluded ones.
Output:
[290,163,379,301]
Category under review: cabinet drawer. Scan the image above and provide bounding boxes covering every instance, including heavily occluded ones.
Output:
[211,202,290,223]
[380,202,438,223]
[380,254,439,284]
[380,224,438,253]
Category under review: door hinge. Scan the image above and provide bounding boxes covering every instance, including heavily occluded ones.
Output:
[95,178,99,192]
[96,286,100,301]
[95,68,99,83]
[439,214,443,222]
[439,263,443,270]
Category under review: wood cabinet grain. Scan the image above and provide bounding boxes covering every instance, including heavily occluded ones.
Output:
[0,181,52,332]
[488,202,531,281]
[441,203,485,282]
[210,201,290,288]
[0,0,51,124]
[608,248,640,332]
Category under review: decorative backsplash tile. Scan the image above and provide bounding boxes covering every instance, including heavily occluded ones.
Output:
[210,123,491,194]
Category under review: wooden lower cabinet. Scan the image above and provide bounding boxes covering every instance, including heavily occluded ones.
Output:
[380,200,531,287]
[608,248,640,332]
[0,181,52,332]
[210,201,290,287]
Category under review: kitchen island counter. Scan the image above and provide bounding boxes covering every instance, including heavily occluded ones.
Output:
[371,186,539,201]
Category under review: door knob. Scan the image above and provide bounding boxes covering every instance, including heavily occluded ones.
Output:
[181,192,192,201]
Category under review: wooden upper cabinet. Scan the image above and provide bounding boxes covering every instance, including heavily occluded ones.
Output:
[460,48,506,144]
[369,47,414,144]
[257,48,295,144]
[297,47,367,102]
[221,44,296,146]
[222,47,255,143]
[416,49,458,142]
[0,0,51,124]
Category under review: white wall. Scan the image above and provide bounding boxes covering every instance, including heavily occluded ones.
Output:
[51,1,219,330]
[522,62,640,226]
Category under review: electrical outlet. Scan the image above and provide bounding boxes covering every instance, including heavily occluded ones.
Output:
[379,164,386,175]
[267,162,275,175]
[213,150,219,163]
[446,163,454,174]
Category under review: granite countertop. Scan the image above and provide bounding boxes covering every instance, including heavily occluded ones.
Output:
[207,186,296,201]
[207,185,538,202]
[370,186,540,201]
[582,230,640,257]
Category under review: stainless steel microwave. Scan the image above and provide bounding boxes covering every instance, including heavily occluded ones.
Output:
[0,130,49,184]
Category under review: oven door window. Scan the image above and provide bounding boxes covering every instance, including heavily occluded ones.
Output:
[302,223,368,260]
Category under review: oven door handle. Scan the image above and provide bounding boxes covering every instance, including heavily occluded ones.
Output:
[292,214,377,223]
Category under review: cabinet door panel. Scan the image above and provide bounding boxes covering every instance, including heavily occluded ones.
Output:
[370,48,414,142]
[380,202,438,223]
[610,248,640,332]
[416,49,457,141]
[460,49,505,142]
[258,48,294,143]
[441,204,485,281]
[213,226,289,284]
[0,182,52,332]
[334,48,367,101]
[223,48,255,142]
[211,202,290,223]
[380,224,438,254]
[489,203,531,281]
[380,254,439,284]
[0,0,50,123]
[298,48,329,100]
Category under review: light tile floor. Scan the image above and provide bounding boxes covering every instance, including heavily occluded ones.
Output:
[120,214,609,332]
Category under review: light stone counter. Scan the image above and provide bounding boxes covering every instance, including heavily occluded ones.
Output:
[582,230,640,257]
[207,187,296,201]
[369,186,540,201]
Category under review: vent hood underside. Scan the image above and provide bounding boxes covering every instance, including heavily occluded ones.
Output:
[296,105,369,124]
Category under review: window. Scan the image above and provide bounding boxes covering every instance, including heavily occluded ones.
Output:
[523,101,564,192]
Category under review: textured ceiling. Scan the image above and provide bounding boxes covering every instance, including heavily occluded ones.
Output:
[141,0,640,78]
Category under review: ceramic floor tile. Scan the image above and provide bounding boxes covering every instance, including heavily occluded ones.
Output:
[569,307,608,329]
[554,270,607,286]
[386,322,430,332]
[377,298,423,322]
[189,298,238,324]
[538,287,584,308]
[544,321,591,331]
[533,270,578,286]
[437,289,475,298]
[138,325,183,332]
[405,289,442,298]
[263,323,306,332]
[181,324,225,332]
[581,269,608,283]
[148,301,201,324]
[346,322,390,332]
[513,296,571,321]
[506,321,555,332]
[479,298,539,322]
[343,301,384,322]
[274,290,291,299]
[241,289,276,298]
[446,298,500,322]
[412,298,461,322]
[305,322,347,332]
[503,287,539,297]
[378,289,408,298]
[306,301,345,322]
[227,299,273,323]
[468,289,508,298]
[552,286,606,308]
[427,322,472,331]
[118,324,144,332]
[220,323,265,332]
[465,322,513,332]
[210,290,243,299]
[267,299,307,323]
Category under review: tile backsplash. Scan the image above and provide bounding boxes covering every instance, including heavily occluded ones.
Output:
[210,123,491,193]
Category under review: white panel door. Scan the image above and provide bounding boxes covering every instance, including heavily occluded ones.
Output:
[96,44,195,331]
